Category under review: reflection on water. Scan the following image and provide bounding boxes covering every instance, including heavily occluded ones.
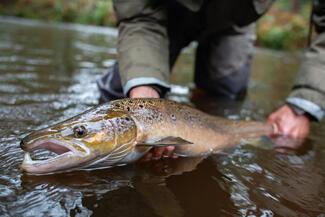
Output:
[0,17,324,216]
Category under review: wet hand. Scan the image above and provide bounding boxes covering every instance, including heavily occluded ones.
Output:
[129,86,160,98]
[267,104,310,141]
[140,146,177,162]
[129,86,176,161]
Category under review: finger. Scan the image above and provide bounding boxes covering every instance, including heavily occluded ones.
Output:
[162,146,175,158]
[267,116,281,134]
[270,123,279,135]
[292,127,308,140]
[267,110,279,123]
[275,119,287,135]
[270,120,284,136]
[267,114,276,123]
[172,154,179,159]
[290,128,300,139]
[152,147,165,160]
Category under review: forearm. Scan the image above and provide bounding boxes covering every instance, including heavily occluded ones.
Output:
[113,0,170,96]
[287,5,325,121]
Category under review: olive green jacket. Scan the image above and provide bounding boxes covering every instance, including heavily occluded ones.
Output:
[286,1,325,120]
[113,0,325,120]
[113,0,273,91]
[287,33,325,120]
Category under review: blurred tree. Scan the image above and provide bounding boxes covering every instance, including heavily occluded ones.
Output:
[292,0,300,12]
[257,0,311,50]
[0,0,116,26]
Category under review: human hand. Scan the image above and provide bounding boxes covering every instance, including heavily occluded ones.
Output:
[129,85,176,161]
[267,104,310,142]
[129,86,160,98]
[140,146,177,162]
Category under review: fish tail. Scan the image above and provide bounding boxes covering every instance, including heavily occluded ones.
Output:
[234,121,274,149]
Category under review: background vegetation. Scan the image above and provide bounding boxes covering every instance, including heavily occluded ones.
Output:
[0,0,116,26]
[0,0,311,50]
[257,0,311,50]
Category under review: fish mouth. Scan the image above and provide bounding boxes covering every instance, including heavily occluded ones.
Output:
[20,138,94,175]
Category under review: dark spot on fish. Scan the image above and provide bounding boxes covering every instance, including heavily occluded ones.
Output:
[127,107,130,111]
[115,104,120,108]
[139,104,144,108]
[125,117,130,121]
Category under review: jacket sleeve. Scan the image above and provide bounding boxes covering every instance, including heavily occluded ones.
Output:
[113,0,170,95]
[287,0,325,120]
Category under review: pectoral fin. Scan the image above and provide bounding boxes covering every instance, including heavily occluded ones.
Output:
[139,136,193,147]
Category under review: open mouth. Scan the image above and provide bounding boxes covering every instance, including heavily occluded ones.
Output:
[20,138,90,174]
[21,138,75,160]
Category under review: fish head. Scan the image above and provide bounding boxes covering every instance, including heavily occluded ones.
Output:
[21,105,138,174]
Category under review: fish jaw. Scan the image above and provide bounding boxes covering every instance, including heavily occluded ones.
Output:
[20,138,97,175]
[21,151,96,175]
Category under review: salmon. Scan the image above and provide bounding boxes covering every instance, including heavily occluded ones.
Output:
[20,98,273,174]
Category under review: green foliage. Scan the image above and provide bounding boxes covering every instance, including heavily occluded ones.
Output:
[0,0,116,26]
[257,0,311,50]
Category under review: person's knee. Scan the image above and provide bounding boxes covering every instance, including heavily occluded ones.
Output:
[195,57,251,99]
[195,27,255,99]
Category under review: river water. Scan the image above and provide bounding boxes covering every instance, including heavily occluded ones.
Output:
[0,17,324,217]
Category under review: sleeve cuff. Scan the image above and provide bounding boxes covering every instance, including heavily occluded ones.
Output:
[123,77,171,96]
[286,97,325,121]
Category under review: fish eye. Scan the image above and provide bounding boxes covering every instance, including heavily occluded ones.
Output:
[73,125,87,138]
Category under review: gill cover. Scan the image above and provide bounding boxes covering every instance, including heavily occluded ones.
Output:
[84,110,138,168]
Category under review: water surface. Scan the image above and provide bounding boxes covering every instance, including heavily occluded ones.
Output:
[0,17,324,217]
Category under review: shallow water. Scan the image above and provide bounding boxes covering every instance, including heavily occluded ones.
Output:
[0,17,325,217]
